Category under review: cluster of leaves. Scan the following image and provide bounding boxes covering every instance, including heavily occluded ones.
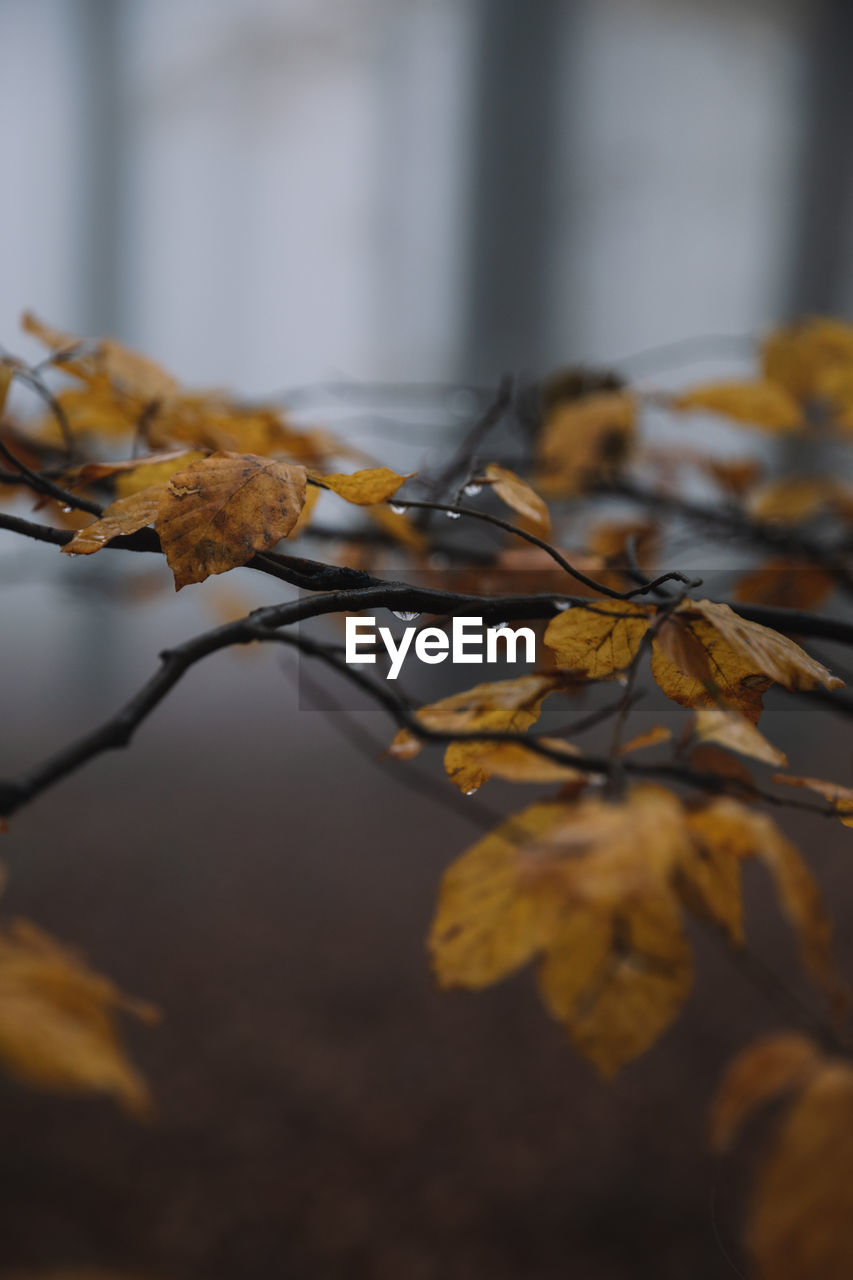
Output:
[4,313,853,1274]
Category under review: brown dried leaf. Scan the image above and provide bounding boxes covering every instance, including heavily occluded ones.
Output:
[537,391,636,495]
[771,773,853,828]
[748,1062,853,1279]
[710,1033,822,1152]
[734,559,835,611]
[62,487,163,555]
[431,786,694,1075]
[672,380,801,431]
[543,601,649,680]
[693,707,787,767]
[484,463,550,532]
[156,451,307,588]
[762,316,853,402]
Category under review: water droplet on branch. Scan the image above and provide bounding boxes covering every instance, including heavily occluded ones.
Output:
[391,610,421,622]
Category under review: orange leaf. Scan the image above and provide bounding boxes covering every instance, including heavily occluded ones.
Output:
[710,1033,822,1152]
[484,463,551,532]
[62,487,163,555]
[672,380,801,432]
[317,467,411,506]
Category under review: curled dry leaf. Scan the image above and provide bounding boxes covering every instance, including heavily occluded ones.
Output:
[484,463,550,532]
[692,707,787,767]
[771,773,853,828]
[316,467,411,505]
[543,601,649,680]
[672,380,801,432]
[710,1032,822,1152]
[156,451,307,588]
[0,920,157,1113]
[62,487,163,555]
[430,786,694,1076]
[537,390,636,496]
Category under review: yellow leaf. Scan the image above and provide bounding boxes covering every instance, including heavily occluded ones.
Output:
[0,920,157,1113]
[431,786,695,1075]
[692,600,842,693]
[762,316,853,401]
[748,1062,853,1280]
[390,674,565,792]
[710,1033,822,1152]
[771,773,853,828]
[0,363,13,416]
[429,801,568,989]
[365,502,428,553]
[543,601,649,679]
[539,887,692,1078]
[156,451,307,588]
[619,724,672,755]
[537,391,636,496]
[317,467,411,506]
[443,738,581,795]
[484,463,550,532]
[682,800,749,943]
[748,477,835,523]
[672,380,801,432]
[693,707,787,767]
[651,600,841,720]
[114,450,206,498]
[62,487,163,555]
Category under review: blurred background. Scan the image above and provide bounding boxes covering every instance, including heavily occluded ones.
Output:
[2,1,853,1277]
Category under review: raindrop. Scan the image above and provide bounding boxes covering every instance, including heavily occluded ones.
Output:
[61,505,72,513]
[553,599,572,611]
[490,621,511,632]
[463,481,483,498]
[446,509,462,520]
[464,788,477,796]
[390,503,408,515]
[391,610,421,622]
[615,674,629,687]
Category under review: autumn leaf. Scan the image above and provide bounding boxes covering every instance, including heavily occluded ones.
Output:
[692,707,787,767]
[0,363,13,417]
[316,467,411,506]
[710,1033,822,1152]
[762,316,853,402]
[156,451,308,588]
[0,920,156,1113]
[537,391,636,495]
[686,799,843,1009]
[734,559,835,612]
[62,487,162,555]
[114,450,206,498]
[672,380,801,432]
[389,674,564,793]
[651,600,841,721]
[747,477,835,524]
[691,600,842,692]
[443,738,582,794]
[484,463,551,532]
[748,1061,853,1280]
[619,724,672,755]
[771,773,853,828]
[543,601,649,680]
[430,786,695,1075]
